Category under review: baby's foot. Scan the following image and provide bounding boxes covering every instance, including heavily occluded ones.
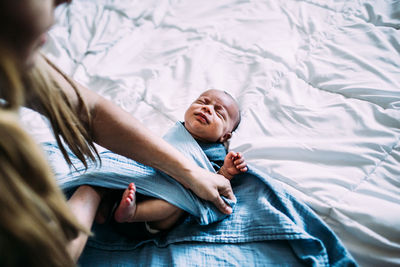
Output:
[114,183,137,223]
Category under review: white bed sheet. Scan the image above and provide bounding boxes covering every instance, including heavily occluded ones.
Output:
[21,0,400,266]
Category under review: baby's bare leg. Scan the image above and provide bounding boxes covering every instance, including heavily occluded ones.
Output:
[147,207,185,231]
[114,183,183,229]
[134,198,182,222]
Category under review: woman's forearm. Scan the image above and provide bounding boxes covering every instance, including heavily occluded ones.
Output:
[90,95,197,188]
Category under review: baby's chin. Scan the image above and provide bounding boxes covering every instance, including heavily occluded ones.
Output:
[183,123,209,142]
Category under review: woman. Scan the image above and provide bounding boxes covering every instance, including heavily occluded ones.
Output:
[0,110,89,267]
[0,0,235,265]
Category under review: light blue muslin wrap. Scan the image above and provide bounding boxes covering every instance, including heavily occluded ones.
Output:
[42,122,357,266]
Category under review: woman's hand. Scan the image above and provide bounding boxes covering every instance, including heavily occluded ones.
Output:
[187,167,236,214]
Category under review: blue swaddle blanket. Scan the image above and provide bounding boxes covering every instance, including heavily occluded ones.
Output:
[44,122,234,225]
[43,121,357,266]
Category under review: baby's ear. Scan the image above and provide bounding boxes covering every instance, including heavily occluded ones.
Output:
[220,132,232,142]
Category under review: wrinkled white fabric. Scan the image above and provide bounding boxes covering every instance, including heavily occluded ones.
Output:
[21,0,400,266]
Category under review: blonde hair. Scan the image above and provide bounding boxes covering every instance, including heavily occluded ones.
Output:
[0,110,89,266]
[0,44,24,109]
[0,41,97,265]
[0,4,99,265]
[23,55,100,168]
[0,44,99,168]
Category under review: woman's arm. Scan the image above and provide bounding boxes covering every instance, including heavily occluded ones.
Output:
[42,56,235,214]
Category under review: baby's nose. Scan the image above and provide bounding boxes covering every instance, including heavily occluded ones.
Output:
[202,105,212,114]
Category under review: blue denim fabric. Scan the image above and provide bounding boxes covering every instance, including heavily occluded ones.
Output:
[42,122,357,266]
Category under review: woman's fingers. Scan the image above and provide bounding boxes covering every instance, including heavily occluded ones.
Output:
[212,173,236,214]
[215,181,236,214]
[191,168,236,214]
[213,194,233,214]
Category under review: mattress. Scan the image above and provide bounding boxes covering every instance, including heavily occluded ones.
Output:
[21,0,400,266]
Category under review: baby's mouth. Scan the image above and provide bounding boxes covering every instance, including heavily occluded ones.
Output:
[196,113,209,124]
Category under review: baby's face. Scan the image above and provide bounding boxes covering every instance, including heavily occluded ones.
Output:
[184,89,239,143]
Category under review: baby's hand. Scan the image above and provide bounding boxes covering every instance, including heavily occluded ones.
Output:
[219,151,248,180]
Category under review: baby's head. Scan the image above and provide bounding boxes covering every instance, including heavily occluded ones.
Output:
[184,89,240,143]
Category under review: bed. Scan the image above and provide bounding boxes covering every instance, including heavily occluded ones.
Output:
[21,0,400,266]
